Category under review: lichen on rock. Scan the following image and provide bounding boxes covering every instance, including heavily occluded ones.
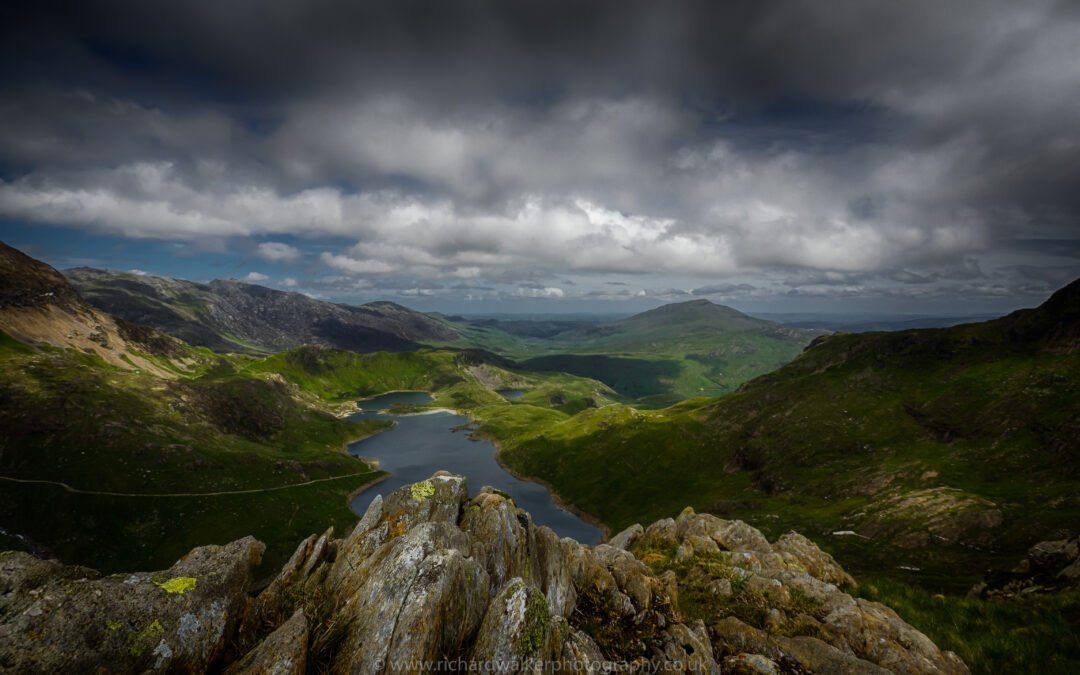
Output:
[156,576,198,594]
[0,472,970,675]
[410,479,436,501]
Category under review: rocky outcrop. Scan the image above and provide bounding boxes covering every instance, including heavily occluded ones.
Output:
[65,266,459,354]
[0,537,265,673]
[858,487,1003,549]
[0,474,969,674]
[627,507,969,675]
[970,534,1080,599]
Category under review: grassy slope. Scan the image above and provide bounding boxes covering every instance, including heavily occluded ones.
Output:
[0,335,388,574]
[497,290,1080,582]
[857,580,1080,675]
[245,346,465,400]
[249,344,620,445]
[440,303,817,405]
[489,290,1080,673]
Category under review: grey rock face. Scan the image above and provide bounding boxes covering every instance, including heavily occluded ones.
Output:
[0,473,970,675]
[0,537,264,673]
[629,511,969,675]
[225,608,308,675]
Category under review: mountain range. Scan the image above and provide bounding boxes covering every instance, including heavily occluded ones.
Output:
[2,240,1079,673]
[65,267,459,354]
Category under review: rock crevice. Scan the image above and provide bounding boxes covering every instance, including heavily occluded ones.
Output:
[0,473,969,674]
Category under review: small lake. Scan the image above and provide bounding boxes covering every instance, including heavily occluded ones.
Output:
[346,391,603,544]
[496,388,526,400]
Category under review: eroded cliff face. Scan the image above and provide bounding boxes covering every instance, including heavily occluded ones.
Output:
[0,472,969,674]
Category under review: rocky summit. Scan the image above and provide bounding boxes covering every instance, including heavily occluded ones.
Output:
[0,473,968,674]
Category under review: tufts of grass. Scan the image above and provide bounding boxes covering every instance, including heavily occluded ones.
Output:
[858,579,1080,675]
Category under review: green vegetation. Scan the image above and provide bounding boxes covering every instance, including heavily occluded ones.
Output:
[0,475,377,577]
[246,347,465,401]
[440,300,819,404]
[858,579,1080,675]
[496,286,1080,595]
[0,333,388,573]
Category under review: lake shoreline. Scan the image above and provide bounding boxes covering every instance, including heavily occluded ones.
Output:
[478,428,612,541]
[342,390,609,543]
[345,471,392,502]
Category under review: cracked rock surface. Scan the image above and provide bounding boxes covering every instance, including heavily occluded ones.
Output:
[0,472,968,674]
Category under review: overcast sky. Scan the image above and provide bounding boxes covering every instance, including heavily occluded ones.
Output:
[2,0,1078,314]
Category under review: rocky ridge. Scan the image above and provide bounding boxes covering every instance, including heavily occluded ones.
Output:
[0,241,193,376]
[0,473,968,674]
[66,267,459,354]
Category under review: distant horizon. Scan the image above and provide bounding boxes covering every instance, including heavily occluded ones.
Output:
[47,243,1049,321]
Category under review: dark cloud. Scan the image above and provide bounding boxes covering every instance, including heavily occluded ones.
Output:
[0,0,1077,308]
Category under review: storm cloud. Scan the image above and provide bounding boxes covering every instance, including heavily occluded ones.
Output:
[1,0,1078,310]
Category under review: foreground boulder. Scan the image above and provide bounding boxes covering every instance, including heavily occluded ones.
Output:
[0,473,968,674]
[0,537,264,672]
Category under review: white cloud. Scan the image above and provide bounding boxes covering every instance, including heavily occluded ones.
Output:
[281,277,298,287]
[256,241,301,262]
[243,272,270,282]
[0,95,993,285]
[518,286,565,298]
[399,288,436,297]
[320,252,397,274]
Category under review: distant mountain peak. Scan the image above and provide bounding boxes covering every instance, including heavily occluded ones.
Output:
[620,297,755,326]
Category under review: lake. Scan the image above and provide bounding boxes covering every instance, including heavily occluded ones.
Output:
[346,391,604,544]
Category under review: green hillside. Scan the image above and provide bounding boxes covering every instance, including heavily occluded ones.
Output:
[0,334,390,573]
[498,279,1080,592]
[445,299,822,404]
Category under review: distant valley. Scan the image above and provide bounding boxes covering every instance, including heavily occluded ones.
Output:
[3,240,1079,673]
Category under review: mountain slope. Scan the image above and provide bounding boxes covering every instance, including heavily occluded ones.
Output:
[0,242,197,377]
[66,267,459,354]
[0,243,393,571]
[499,279,1080,590]
[517,299,823,402]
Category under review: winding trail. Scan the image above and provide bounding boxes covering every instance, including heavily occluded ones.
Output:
[0,471,380,498]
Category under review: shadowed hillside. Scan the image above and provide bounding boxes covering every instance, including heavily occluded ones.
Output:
[66,267,459,354]
[500,279,1080,592]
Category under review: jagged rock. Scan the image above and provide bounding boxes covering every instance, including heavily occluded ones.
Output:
[0,473,971,675]
[534,526,577,618]
[0,537,264,673]
[659,621,720,675]
[558,625,606,674]
[608,524,643,551]
[226,608,308,675]
[773,532,856,588]
[723,653,784,674]
[461,488,534,596]
[820,597,968,674]
[379,471,469,535]
[638,517,678,550]
[712,616,892,674]
[329,521,489,674]
[471,578,555,673]
[677,510,774,558]
[630,512,969,675]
